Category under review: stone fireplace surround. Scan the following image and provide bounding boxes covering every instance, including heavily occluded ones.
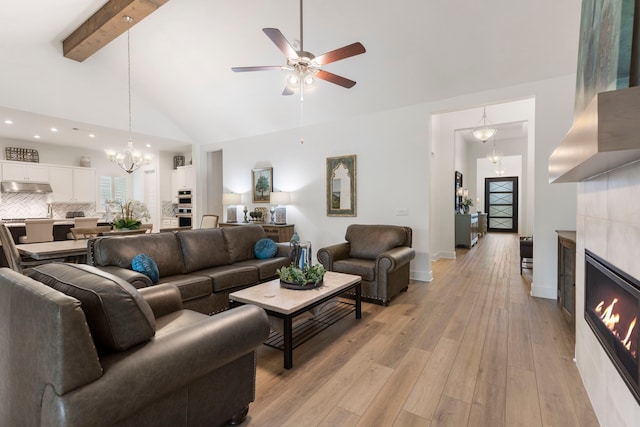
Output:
[577,161,640,426]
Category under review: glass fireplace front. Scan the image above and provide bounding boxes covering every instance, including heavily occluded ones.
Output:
[585,250,639,404]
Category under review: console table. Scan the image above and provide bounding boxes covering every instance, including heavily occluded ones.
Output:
[455,213,479,248]
[219,223,294,243]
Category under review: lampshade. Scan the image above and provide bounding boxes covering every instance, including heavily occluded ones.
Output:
[471,107,498,142]
[270,191,291,206]
[222,193,241,205]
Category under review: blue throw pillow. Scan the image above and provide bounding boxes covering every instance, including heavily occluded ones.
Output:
[254,238,278,259]
[132,253,160,284]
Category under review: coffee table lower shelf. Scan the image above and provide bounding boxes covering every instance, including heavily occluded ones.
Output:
[264,300,355,351]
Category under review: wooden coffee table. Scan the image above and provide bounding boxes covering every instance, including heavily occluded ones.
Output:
[229,271,361,369]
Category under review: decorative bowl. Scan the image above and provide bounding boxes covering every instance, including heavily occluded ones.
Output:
[279,278,324,290]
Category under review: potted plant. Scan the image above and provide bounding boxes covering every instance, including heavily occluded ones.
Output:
[461,197,474,214]
[110,200,151,230]
[277,263,326,290]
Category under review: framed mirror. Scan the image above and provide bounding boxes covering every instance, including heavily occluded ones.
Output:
[326,155,356,216]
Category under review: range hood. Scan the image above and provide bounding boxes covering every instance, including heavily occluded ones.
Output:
[549,86,640,183]
[1,181,53,193]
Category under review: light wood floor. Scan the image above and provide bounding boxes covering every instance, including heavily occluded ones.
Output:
[246,233,598,426]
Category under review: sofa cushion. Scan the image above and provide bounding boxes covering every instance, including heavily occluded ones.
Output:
[176,228,231,272]
[221,225,267,263]
[192,265,259,292]
[254,238,278,259]
[92,232,186,277]
[346,224,408,260]
[132,254,160,284]
[157,274,213,302]
[235,257,292,281]
[27,263,156,352]
[333,258,376,282]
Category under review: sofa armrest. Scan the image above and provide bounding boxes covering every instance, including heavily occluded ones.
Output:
[317,242,351,270]
[94,266,153,289]
[138,284,183,318]
[42,305,270,423]
[376,246,416,273]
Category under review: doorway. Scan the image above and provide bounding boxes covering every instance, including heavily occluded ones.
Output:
[485,176,518,233]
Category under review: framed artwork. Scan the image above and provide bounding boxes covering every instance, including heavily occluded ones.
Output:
[252,167,273,203]
[326,155,356,217]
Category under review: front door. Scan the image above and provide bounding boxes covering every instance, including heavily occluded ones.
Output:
[485,177,518,233]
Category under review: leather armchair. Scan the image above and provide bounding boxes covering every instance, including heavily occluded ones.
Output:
[0,263,270,427]
[317,224,415,305]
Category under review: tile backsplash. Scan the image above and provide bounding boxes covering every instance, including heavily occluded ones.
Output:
[0,193,99,220]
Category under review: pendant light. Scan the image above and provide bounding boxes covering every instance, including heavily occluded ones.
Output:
[486,136,502,164]
[104,16,152,173]
[471,107,498,142]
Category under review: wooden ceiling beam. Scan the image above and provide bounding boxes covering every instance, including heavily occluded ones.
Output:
[63,0,169,62]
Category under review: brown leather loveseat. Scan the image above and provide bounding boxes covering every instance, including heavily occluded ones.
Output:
[317,224,415,305]
[0,263,270,427]
[88,225,292,314]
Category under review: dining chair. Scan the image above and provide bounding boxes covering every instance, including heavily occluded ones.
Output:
[200,214,219,229]
[18,219,55,244]
[0,223,58,273]
[67,217,99,239]
[70,225,112,240]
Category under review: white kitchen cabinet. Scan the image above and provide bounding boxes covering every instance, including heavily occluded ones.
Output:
[1,161,49,182]
[49,166,96,203]
[176,166,193,190]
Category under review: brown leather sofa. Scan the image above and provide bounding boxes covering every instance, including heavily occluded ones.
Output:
[0,263,270,427]
[88,225,292,314]
[317,224,415,305]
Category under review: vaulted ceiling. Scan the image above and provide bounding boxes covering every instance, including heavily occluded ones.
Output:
[0,0,582,153]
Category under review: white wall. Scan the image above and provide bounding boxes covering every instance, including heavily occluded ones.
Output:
[202,104,433,282]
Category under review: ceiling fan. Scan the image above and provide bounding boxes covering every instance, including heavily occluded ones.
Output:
[231,0,366,95]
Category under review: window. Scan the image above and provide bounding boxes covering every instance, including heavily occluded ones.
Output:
[99,176,127,211]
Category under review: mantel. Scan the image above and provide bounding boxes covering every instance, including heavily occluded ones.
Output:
[549,86,640,183]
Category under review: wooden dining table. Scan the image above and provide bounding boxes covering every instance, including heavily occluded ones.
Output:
[16,239,89,261]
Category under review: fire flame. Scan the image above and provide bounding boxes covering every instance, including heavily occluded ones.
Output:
[595,299,637,357]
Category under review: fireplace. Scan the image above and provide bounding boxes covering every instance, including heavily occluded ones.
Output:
[585,250,639,404]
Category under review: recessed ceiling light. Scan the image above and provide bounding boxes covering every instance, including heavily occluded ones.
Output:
[50,127,58,132]
[34,134,41,139]
[146,143,151,148]
[88,133,96,138]
[4,119,13,125]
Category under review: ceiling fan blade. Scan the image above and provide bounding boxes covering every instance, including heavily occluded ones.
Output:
[316,70,357,88]
[231,65,289,72]
[263,28,299,59]
[314,42,366,65]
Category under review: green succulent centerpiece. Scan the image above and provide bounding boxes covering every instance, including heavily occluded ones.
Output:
[110,199,151,230]
[277,263,326,290]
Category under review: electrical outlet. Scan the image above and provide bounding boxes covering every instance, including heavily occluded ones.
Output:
[396,208,409,216]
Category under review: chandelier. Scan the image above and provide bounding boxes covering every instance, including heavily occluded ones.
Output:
[471,106,498,142]
[105,16,152,174]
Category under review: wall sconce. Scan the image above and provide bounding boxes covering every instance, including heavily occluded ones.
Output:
[222,193,241,223]
[270,191,291,225]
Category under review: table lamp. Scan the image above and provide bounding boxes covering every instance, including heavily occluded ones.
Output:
[222,193,241,223]
[270,192,291,225]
